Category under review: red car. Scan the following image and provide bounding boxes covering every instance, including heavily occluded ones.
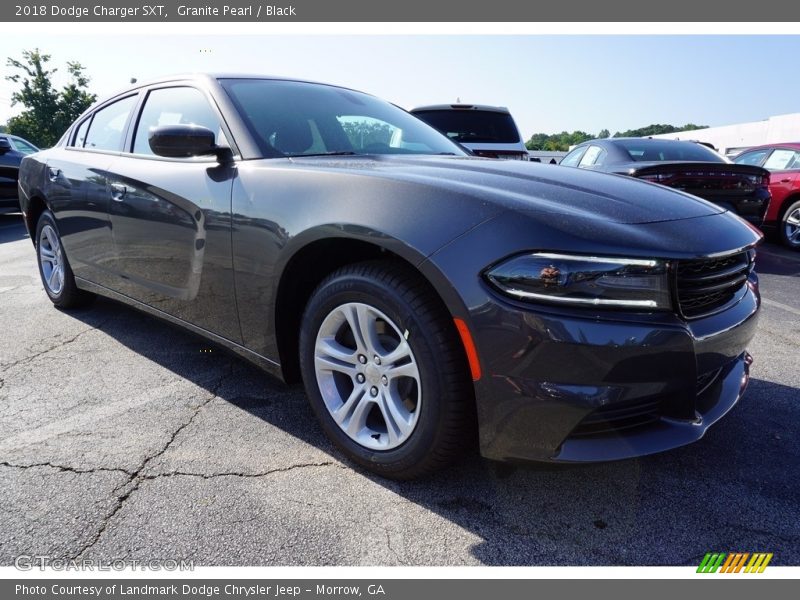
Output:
[734,143,800,249]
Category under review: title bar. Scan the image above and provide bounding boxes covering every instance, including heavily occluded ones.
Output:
[4,1,800,22]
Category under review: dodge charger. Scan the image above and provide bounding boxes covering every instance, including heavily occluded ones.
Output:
[18,75,761,479]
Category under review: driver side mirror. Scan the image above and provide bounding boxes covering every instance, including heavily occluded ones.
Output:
[0,138,12,155]
[148,125,230,162]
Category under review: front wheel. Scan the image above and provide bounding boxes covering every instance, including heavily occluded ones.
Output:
[299,261,475,479]
[35,210,95,308]
[780,199,800,249]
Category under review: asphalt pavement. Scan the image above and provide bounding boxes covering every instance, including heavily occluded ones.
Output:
[0,212,798,566]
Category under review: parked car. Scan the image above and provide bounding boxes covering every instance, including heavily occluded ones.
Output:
[560,138,771,228]
[0,133,39,213]
[410,104,529,160]
[18,75,761,479]
[733,143,800,249]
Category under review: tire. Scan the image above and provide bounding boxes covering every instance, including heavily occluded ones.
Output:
[35,210,95,308]
[779,199,800,249]
[299,260,475,479]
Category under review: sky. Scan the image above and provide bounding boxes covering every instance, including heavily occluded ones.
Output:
[1,34,799,140]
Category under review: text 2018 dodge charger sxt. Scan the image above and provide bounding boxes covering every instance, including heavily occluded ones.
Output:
[18,75,761,479]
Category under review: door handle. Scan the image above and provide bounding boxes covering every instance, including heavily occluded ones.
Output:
[110,183,128,201]
[780,178,791,183]
[47,167,60,182]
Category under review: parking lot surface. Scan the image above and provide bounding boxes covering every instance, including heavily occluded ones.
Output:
[0,213,798,566]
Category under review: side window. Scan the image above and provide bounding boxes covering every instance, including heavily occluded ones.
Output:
[83,95,137,152]
[133,87,227,156]
[72,118,91,148]
[763,149,800,171]
[734,149,770,167]
[560,147,586,168]
[579,145,606,167]
[11,138,39,154]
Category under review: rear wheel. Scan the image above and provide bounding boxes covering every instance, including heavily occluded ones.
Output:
[35,210,95,308]
[780,199,800,249]
[299,260,474,479]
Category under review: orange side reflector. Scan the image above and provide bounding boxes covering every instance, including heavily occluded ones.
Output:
[453,317,481,382]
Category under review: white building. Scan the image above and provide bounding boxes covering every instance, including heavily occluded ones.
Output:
[651,113,800,157]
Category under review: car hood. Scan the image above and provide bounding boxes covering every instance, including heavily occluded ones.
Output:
[283,155,724,225]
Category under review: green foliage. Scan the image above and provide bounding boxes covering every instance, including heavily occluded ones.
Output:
[526,123,708,151]
[612,123,706,138]
[5,49,96,148]
[525,130,594,152]
[0,124,6,133]
[341,120,393,150]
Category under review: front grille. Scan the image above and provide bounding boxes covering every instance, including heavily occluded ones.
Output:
[676,251,751,319]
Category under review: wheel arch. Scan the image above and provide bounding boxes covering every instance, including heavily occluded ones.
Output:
[778,191,800,219]
[273,234,470,384]
[23,192,49,245]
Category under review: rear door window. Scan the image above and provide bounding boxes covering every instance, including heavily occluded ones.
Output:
[560,147,587,167]
[72,118,91,148]
[763,149,800,171]
[579,145,606,167]
[83,95,138,152]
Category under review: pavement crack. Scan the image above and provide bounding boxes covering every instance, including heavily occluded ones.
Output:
[70,363,235,559]
[141,461,346,481]
[0,319,112,373]
[0,461,132,476]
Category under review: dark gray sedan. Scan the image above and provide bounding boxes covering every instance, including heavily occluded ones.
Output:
[18,75,761,479]
[560,138,771,227]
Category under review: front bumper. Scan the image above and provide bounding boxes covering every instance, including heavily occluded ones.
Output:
[468,282,759,463]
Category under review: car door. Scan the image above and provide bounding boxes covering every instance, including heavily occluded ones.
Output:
[104,84,241,343]
[43,94,138,288]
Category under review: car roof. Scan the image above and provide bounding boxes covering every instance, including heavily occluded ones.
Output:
[410,104,511,114]
[577,137,715,147]
[110,72,361,97]
[0,133,37,145]
[738,142,800,152]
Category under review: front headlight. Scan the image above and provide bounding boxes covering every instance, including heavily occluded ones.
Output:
[484,252,672,310]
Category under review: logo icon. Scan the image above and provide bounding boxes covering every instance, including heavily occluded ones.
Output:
[697,552,773,573]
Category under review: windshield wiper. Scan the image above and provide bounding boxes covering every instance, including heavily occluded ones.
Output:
[289,151,359,157]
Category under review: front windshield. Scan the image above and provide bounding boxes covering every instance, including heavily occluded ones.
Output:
[219,79,467,158]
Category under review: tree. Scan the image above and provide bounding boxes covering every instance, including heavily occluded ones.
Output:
[341,120,393,149]
[5,49,96,148]
[526,130,594,151]
[597,128,610,139]
[612,123,707,138]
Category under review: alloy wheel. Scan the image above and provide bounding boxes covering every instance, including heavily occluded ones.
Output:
[313,302,422,451]
[39,224,65,295]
